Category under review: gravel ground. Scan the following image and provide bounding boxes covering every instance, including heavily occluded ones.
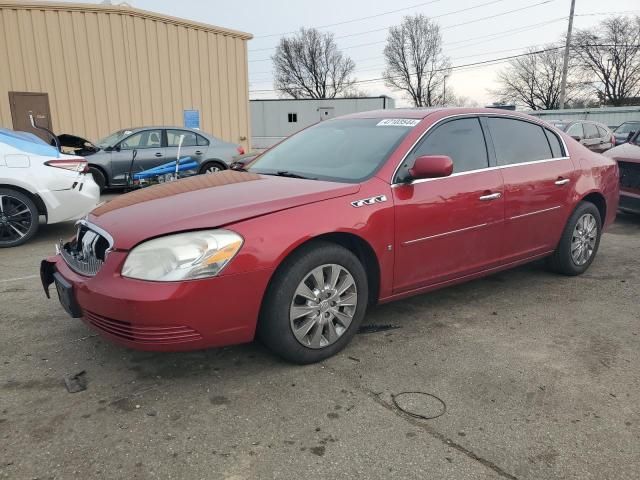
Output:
[0,208,638,480]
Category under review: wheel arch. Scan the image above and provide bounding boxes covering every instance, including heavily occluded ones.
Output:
[260,231,381,316]
[580,191,607,223]
[88,163,109,186]
[199,159,227,173]
[0,183,47,218]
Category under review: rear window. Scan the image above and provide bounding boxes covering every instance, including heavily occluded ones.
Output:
[487,118,552,165]
[249,118,416,183]
[583,123,599,139]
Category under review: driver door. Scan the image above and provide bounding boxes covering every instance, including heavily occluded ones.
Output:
[110,129,165,184]
[392,117,505,292]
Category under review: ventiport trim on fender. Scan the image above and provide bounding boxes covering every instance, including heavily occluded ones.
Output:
[351,195,387,208]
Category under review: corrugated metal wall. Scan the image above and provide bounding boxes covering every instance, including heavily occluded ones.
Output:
[0,1,252,148]
[528,107,640,128]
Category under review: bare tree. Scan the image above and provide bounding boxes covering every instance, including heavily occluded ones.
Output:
[383,14,451,107]
[492,45,585,110]
[572,16,640,106]
[272,28,356,99]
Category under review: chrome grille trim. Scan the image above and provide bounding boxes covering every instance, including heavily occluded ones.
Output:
[59,220,112,277]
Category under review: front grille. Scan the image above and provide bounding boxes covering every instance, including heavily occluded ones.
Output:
[619,161,640,191]
[59,221,111,276]
[85,311,202,344]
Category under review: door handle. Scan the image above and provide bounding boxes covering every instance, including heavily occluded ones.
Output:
[479,192,501,201]
[555,178,570,186]
[195,150,203,155]
[155,152,163,157]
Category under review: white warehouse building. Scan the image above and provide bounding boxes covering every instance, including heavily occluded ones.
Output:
[250,96,395,149]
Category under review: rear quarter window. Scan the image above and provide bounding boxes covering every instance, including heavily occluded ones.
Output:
[544,129,564,158]
[487,117,553,165]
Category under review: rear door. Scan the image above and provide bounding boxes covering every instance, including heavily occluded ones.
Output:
[392,116,505,292]
[485,117,576,262]
[165,129,201,165]
[110,129,165,184]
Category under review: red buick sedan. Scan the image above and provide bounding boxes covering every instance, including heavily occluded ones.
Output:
[41,108,619,364]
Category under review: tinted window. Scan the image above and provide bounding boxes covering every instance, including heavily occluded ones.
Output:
[615,122,640,134]
[583,123,599,139]
[196,134,209,147]
[488,118,552,165]
[249,118,414,183]
[409,118,488,174]
[544,129,564,158]
[120,130,162,150]
[167,130,197,147]
[566,123,584,138]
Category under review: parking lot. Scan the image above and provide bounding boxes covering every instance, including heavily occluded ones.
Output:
[0,208,638,479]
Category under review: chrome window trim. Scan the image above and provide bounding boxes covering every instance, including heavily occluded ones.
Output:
[391,156,571,187]
[76,219,114,248]
[390,112,570,185]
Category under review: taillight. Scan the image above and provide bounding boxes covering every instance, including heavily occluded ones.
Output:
[611,135,616,145]
[45,159,89,173]
[236,145,245,155]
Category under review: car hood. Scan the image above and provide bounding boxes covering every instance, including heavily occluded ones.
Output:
[89,171,360,250]
[604,142,640,163]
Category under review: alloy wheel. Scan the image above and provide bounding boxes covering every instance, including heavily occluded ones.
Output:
[571,213,597,266]
[205,165,221,173]
[289,263,358,349]
[0,194,33,243]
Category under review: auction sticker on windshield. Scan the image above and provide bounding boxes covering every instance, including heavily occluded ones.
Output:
[377,119,421,127]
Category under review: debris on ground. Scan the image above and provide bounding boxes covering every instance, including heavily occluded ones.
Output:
[63,370,87,393]
[357,324,401,334]
[392,391,447,420]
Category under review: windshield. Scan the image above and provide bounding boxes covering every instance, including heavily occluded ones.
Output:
[96,129,131,148]
[615,122,640,134]
[248,118,417,183]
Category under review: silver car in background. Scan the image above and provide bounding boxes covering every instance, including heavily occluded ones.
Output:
[71,127,244,191]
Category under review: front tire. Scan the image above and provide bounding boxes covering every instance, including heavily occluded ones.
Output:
[258,241,368,364]
[547,201,602,276]
[0,188,39,248]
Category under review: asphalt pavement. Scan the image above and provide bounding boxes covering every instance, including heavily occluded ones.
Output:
[1,209,639,479]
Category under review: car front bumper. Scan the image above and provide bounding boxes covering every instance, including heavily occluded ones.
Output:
[41,252,273,351]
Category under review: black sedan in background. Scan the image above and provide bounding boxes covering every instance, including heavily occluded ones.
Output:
[613,121,640,146]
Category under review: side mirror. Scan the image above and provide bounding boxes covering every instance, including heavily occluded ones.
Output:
[409,155,453,180]
[571,135,582,141]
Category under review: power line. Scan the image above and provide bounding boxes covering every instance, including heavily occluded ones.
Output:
[253,0,444,39]
[249,0,510,52]
[249,16,568,78]
[249,44,624,93]
[248,0,556,62]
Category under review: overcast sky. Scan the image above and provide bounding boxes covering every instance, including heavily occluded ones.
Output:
[82,0,639,106]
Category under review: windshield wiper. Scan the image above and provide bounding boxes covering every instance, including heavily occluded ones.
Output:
[262,170,317,180]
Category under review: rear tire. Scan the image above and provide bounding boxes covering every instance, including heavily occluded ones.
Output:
[89,166,106,192]
[258,241,368,364]
[546,201,602,276]
[199,161,226,174]
[0,188,39,248]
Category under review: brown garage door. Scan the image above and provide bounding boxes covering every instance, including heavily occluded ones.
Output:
[8,92,53,142]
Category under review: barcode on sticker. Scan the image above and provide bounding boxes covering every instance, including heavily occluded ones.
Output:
[376,119,421,127]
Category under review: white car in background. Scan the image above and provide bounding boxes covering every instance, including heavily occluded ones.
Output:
[0,128,99,247]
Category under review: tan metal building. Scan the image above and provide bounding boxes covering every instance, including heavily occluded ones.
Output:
[0,1,252,149]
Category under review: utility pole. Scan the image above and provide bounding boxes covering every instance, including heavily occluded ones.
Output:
[559,0,576,109]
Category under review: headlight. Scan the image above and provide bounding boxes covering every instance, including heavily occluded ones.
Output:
[122,230,243,281]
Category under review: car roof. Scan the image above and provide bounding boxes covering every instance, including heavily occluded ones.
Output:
[117,127,216,139]
[339,107,545,121]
